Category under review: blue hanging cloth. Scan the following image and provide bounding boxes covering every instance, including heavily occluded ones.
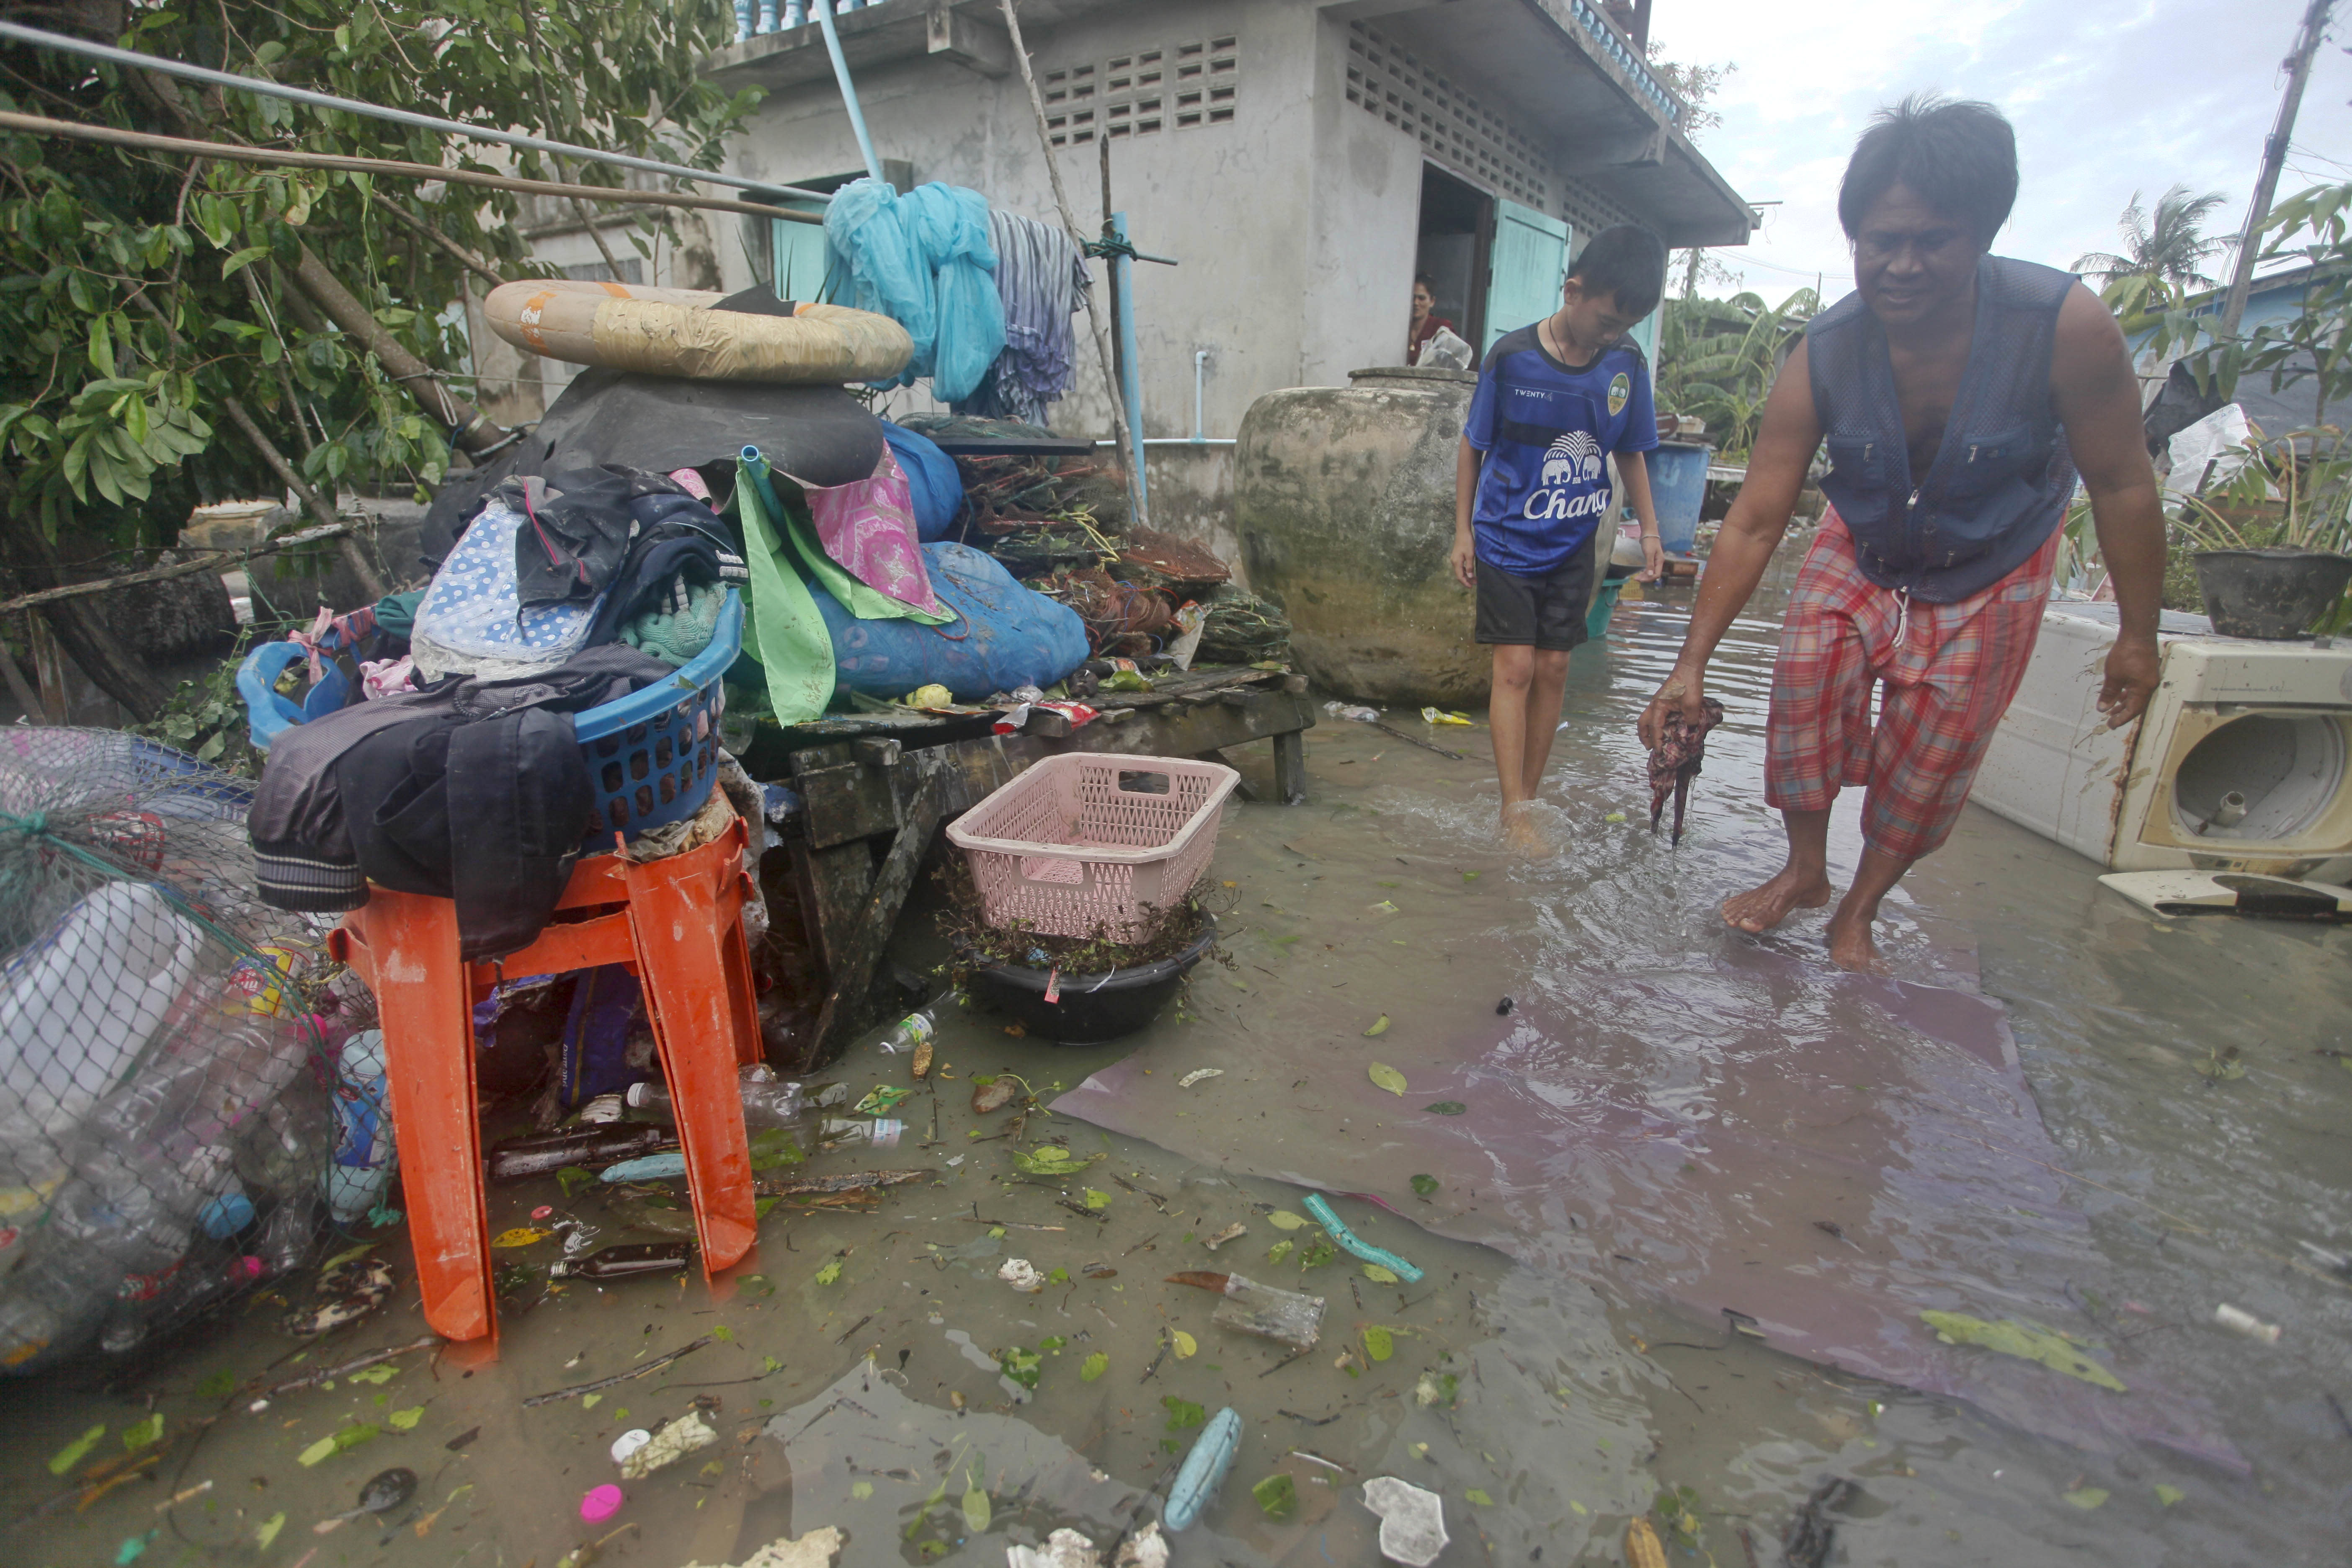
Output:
[824,178,1007,404]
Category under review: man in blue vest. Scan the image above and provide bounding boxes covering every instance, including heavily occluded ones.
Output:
[1638,95,2167,970]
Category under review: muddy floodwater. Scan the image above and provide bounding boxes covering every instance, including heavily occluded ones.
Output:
[4,560,2349,1567]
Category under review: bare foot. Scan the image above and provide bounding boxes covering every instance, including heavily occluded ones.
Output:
[1721,865,1834,933]
[1502,802,1553,857]
[1826,903,1890,973]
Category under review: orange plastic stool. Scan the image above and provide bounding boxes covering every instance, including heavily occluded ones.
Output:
[328,817,763,1346]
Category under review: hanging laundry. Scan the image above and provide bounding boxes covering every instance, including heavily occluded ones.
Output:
[823,178,1006,403]
[955,209,1087,426]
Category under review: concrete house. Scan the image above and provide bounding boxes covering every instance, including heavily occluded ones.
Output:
[485,0,1756,557]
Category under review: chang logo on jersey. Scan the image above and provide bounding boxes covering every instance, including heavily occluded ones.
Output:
[1539,431,1603,487]
[1522,430,1609,521]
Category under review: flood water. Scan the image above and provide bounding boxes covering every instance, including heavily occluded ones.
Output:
[3,562,2348,1567]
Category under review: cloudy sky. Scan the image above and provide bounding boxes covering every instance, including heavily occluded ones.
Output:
[1655,0,2352,302]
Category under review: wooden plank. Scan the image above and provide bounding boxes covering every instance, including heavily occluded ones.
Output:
[794,760,901,850]
[795,838,876,975]
[804,760,949,1068]
[1273,729,1308,805]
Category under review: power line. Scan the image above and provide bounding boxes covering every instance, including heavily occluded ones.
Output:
[0,20,833,204]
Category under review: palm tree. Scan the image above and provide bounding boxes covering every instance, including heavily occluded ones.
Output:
[2074,185,2233,290]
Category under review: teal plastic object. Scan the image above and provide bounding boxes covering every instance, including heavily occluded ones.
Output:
[1302,1193,1424,1284]
[601,1151,689,1184]
[1163,1406,1241,1532]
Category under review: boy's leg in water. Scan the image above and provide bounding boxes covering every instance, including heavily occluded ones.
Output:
[1488,643,1546,849]
[1519,647,1573,799]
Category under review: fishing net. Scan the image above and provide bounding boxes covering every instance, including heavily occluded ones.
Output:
[0,729,343,1371]
[1196,585,1292,665]
[894,414,1132,531]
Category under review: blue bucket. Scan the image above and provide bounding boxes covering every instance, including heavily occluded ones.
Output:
[1646,441,1712,556]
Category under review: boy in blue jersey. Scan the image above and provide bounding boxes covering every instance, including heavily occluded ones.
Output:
[1452,224,1668,848]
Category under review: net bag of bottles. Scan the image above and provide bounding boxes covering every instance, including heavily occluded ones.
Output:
[0,730,343,1370]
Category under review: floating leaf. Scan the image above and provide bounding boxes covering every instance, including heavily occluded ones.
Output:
[1011,1146,1103,1177]
[1368,1063,1406,1095]
[557,1166,599,1198]
[387,1406,424,1431]
[1363,1264,1400,1284]
[348,1364,397,1385]
[1047,1267,1070,1285]
[1605,811,1628,824]
[1268,1210,1306,1230]
[48,1424,105,1475]
[318,1243,373,1272]
[1253,1473,1298,1520]
[1267,1240,1294,1265]
[851,1480,874,1501]
[1084,1189,1112,1210]
[1409,1174,1438,1198]
[1172,1330,1198,1359]
[748,1128,805,1170]
[761,1355,783,1375]
[296,1436,338,1467]
[1364,1018,1393,1041]
[1919,1311,2125,1392]
[581,1394,601,1411]
[491,1228,548,1248]
[1299,1239,1338,1270]
[1081,1353,1109,1382]
[1162,1396,1205,1431]
[121,1413,163,1453]
[255,1511,286,1550]
[1363,1326,1394,1362]
[1369,900,1398,914]
[1416,1372,1460,1407]
[1462,871,1480,882]
[2063,1487,2109,1510]
[1423,1101,1466,1116]
[2195,1046,2247,1081]
[195,1369,237,1400]
[2154,1484,2184,1507]
[712,1324,734,1342]
[1465,1488,1494,1506]
[962,1483,992,1534]
[814,1258,844,1286]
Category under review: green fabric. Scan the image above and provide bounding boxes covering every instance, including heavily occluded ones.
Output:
[744,454,956,626]
[372,588,426,639]
[621,581,725,667]
[732,455,839,724]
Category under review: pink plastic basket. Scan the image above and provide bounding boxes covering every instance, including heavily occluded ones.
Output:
[945,753,1240,939]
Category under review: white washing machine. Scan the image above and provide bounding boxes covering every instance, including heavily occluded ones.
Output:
[1973,601,2352,908]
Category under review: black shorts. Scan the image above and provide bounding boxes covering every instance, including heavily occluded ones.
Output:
[1474,554,1594,651]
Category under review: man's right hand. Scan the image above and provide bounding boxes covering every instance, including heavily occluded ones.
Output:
[1449,532,1477,591]
[1639,666,1709,750]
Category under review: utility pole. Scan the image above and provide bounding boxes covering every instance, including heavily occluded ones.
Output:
[2218,0,2334,337]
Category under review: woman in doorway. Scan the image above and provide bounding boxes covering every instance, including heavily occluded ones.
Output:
[1406,273,1457,365]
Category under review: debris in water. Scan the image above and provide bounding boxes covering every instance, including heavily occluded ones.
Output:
[579,1484,625,1524]
[281,1254,396,1337]
[1409,1174,1438,1198]
[1624,1516,1667,1568]
[1177,1068,1223,1088]
[1203,1223,1248,1251]
[679,1525,846,1568]
[1361,1476,1449,1566]
[1780,1477,1857,1568]
[1494,997,1513,1015]
[1166,1271,1325,1350]
[1163,1407,1242,1530]
[1112,1521,1168,1568]
[1007,1527,1099,1568]
[311,1467,415,1535]
[1365,1019,1394,1041]
[2195,1045,2248,1081]
[1011,1145,1103,1176]
[1422,1101,1466,1115]
[999,1259,1047,1293]
[446,1428,480,1452]
[523,1336,714,1407]
[1918,1310,2125,1390]
[1303,1194,1424,1283]
[549,1242,694,1281]
[1646,695,1726,846]
[619,1411,718,1480]
[2214,1304,2281,1344]
[611,1429,653,1467]
[912,1037,935,1080]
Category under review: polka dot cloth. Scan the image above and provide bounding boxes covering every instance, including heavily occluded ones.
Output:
[411,502,604,680]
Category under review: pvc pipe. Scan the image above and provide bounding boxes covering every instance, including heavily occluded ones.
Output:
[0,20,836,202]
[1192,349,1209,442]
[1112,212,1149,508]
[812,0,884,183]
[1095,439,1235,448]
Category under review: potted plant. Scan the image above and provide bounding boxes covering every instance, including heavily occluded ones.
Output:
[2175,421,2352,638]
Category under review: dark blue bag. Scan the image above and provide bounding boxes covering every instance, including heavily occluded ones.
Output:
[815,542,1090,702]
[882,421,964,542]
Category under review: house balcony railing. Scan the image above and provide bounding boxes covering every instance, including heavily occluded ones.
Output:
[734,0,885,41]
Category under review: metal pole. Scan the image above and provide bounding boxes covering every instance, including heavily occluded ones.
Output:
[1113,213,1148,513]
[0,19,836,202]
[811,1,884,182]
[2217,0,2334,338]
[1192,349,1208,442]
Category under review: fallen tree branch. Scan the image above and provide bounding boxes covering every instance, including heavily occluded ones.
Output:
[521,1334,714,1407]
[0,522,354,618]
[266,1334,439,1396]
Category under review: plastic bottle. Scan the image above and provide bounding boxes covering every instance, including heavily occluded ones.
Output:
[548,1242,693,1281]
[879,1010,935,1055]
[487,1123,677,1183]
[817,1117,905,1150]
[626,1068,807,1130]
[324,1029,395,1223]
[1165,1270,1326,1350]
[1321,701,1380,724]
[98,1255,266,1354]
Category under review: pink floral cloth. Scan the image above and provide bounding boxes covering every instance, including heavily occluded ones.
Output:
[802,447,948,618]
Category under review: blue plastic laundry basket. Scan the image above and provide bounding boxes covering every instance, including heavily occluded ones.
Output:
[239,591,744,852]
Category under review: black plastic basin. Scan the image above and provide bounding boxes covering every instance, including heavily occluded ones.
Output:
[2193,548,2352,639]
[961,918,1218,1045]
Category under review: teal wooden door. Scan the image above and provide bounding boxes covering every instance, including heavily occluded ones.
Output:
[771,203,833,301]
[1483,199,1570,355]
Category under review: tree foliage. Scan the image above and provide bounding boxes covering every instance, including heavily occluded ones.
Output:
[1653,286,1817,459]
[0,0,754,577]
[2072,184,2232,291]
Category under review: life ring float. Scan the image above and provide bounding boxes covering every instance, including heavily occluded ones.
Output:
[482,279,912,384]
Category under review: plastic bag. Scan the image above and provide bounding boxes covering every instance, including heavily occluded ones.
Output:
[882,421,965,542]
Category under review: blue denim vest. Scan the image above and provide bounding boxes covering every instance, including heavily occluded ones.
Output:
[1807,256,2078,602]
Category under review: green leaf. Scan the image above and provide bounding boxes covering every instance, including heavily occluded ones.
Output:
[47,1424,105,1475]
[1364,1017,1392,1039]
[220,246,271,280]
[1253,1473,1297,1519]
[348,1364,397,1385]
[1368,1062,1406,1094]
[711,1324,734,1342]
[1362,1326,1394,1362]
[2062,1487,2109,1510]
[1465,1488,1494,1506]
[387,1406,423,1431]
[1919,1311,2126,1393]
[1083,1188,1111,1210]
[581,1394,601,1411]
[1011,1146,1102,1177]
[813,1258,843,1286]
[2154,1484,2184,1507]
[254,1511,285,1550]
[1363,1264,1400,1284]
[1409,1173,1438,1197]
[295,1436,338,1468]
[1267,1240,1293,1265]
[195,1369,237,1400]
[557,1166,598,1198]
[1161,1396,1205,1431]
[850,1479,873,1500]
[1267,1210,1306,1230]
[1080,1352,1109,1382]
[1039,1336,1067,1351]
[121,1413,163,1452]
[961,1483,991,1534]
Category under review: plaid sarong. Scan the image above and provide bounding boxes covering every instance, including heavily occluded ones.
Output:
[1764,509,2059,860]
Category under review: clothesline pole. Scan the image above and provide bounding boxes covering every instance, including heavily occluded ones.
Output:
[997,0,1151,530]
[1112,212,1149,510]
[812,1,885,183]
